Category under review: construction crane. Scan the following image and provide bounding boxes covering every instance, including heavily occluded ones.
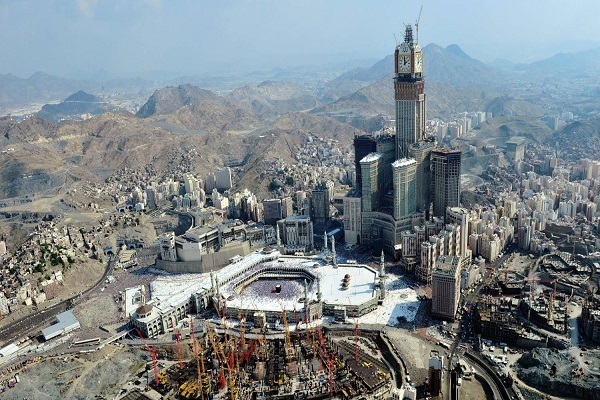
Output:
[237,308,246,349]
[134,329,159,388]
[174,330,184,370]
[293,305,300,343]
[316,326,335,396]
[348,298,360,362]
[415,5,423,44]
[281,307,295,363]
[206,321,239,400]
[189,317,208,399]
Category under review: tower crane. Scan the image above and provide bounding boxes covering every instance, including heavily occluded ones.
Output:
[281,307,295,363]
[316,326,335,396]
[206,321,239,400]
[348,298,359,362]
[174,329,184,370]
[134,328,159,388]
[190,317,204,400]
[415,5,423,44]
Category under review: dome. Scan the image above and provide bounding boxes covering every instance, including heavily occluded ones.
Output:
[135,304,153,316]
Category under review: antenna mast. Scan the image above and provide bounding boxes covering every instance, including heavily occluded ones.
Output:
[415,5,423,43]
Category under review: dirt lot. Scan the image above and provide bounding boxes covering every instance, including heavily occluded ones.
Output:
[3,344,146,400]
[385,328,492,399]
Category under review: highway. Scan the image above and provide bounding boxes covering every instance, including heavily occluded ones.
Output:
[0,252,117,346]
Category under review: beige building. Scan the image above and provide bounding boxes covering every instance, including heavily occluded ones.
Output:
[431,255,462,320]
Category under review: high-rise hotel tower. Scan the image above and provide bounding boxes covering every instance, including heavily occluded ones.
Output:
[394,24,426,160]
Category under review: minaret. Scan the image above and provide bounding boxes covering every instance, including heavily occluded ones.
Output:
[210,271,215,293]
[317,277,322,302]
[379,250,387,299]
[304,279,310,323]
[331,235,337,266]
[276,224,281,246]
[215,275,220,296]
[324,231,328,250]
[379,250,386,278]
[304,279,308,304]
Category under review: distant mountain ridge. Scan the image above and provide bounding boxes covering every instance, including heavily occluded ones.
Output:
[515,46,600,72]
[37,91,116,122]
[323,44,509,92]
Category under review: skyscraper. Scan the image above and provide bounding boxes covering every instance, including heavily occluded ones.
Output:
[431,255,462,320]
[311,183,331,228]
[431,148,462,220]
[394,24,426,159]
[263,199,283,225]
[392,158,417,220]
[215,167,233,191]
[353,135,377,192]
[409,138,435,213]
[360,153,383,212]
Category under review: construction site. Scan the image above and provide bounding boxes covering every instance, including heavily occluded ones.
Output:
[130,314,395,400]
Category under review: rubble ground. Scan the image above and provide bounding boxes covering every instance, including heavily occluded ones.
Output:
[4,344,145,400]
[515,347,600,400]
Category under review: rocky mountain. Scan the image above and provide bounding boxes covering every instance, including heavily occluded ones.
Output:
[484,96,544,118]
[0,72,87,114]
[515,46,600,74]
[312,74,495,122]
[319,55,395,101]
[150,101,261,134]
[423,44,510,88]
[227,80,319,118]
[320,43,510,102]
[0,86,362,200]
[136,84,221,117]
[312,43,510,125]
[37,91,118,122]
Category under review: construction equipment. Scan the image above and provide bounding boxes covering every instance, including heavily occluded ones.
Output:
[174,330,184,370]
[316,326,335,396]
[206,321,239,400]
[415,5,423,43]
[281,308,295,362]
[349,298,359,362]
[190,317,207,399]
[134,328,159,388]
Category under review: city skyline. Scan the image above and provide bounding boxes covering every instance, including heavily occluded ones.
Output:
[1,0,600,78]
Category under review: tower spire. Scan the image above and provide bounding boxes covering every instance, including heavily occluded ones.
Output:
[331,235,337,266]
[404,24,413,44]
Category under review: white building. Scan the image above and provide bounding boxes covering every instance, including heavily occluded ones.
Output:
[41,311,80,341]
[343,195,362,245]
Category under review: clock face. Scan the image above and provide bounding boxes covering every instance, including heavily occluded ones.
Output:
[415,53,423,72]
[399,55,411,72]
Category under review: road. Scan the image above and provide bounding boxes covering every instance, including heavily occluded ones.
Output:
[443,247,517,399]
[0,253,117,346]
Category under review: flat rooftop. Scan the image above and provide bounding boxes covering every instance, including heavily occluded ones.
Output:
[41,310,80,339]
[360,152,382,164]
[506,136,526,145]
[392,158,417,169]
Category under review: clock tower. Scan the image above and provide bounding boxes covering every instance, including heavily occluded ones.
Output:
[394,24,426,160]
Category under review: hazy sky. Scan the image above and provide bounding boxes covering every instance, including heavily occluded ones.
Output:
[1,0,599,78]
